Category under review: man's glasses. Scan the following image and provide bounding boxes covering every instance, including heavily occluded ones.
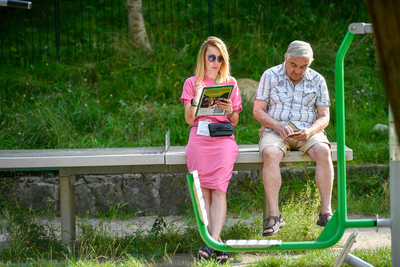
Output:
[207,54,224,63]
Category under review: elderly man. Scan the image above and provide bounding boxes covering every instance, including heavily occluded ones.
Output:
[253,40,333,236]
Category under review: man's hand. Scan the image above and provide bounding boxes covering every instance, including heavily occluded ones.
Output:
[288,128,312,141]
[276,124,295,139]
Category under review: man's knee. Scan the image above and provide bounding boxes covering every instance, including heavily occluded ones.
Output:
[309,143,331,162]
[262,146,284,163]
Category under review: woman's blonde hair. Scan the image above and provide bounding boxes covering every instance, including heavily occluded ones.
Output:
[195,36,230,82]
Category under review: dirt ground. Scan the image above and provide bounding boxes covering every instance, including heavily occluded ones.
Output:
[0,214,391,266]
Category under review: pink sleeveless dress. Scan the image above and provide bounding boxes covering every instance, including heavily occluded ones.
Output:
[180,76,242,193]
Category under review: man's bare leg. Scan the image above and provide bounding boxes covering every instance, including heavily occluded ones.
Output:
[262,146,284,234]
[307,143,334,220]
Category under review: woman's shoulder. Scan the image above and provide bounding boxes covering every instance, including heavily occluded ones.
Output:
[183,76,197,87]
[227,76,237,84]
[185,76,197,82]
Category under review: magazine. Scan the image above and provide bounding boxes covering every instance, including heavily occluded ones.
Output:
[195,85,234,117]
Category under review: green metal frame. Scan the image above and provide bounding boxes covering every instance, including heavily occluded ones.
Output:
[186,29,375,252]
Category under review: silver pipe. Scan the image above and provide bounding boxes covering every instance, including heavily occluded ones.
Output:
[389,105,400,266]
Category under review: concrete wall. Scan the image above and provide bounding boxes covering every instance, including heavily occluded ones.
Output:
[0,165,388,216]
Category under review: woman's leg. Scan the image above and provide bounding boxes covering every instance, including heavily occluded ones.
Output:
[198,187,227,258]
[209,189,227,242]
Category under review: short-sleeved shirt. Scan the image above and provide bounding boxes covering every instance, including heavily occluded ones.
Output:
[254,62,330,134]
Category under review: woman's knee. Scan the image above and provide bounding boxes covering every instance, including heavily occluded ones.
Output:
[212,189,226,198]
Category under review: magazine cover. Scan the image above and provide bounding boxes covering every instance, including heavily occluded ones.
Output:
[195,85,234,117]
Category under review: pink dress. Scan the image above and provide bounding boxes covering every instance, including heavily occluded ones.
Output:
[180,76,243,193]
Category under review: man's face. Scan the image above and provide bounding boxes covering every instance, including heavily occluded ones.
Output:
[284,55,310,83]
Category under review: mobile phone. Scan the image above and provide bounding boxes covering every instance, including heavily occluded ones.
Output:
[287,133,301,138]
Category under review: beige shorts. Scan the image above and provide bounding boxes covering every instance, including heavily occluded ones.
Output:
[259,123,331,156]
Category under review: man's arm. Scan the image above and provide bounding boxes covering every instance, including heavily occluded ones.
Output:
[292,106,330,141]
[253,99,295,139]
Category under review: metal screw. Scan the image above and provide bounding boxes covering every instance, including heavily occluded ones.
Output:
[351,26,356,31]
[63,169,66,172]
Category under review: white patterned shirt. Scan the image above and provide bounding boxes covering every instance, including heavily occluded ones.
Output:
[255,62,330,134]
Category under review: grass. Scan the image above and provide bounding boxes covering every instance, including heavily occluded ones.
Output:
[0,169,392,266]
[0,1,389,164]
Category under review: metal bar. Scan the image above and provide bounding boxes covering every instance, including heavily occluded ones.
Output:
[111,0,114,35]
[208,0,213,36]
[376,218,391,228]
[88,0,91,49]
[73,0,77,58]
[30,5,33,63]
[154,0,159,42]
[80,0,84,56]
[103,0,106,45]
[345,253,374,267]
[46,0,50,58]
[389,105,400,266]
[23,10,27,61]
[199,0,203,35]
[348,23,373,34]
[334,230,358,267]
[1,0,32,9]
[59,174,76,243]
[170,0,173,45]
[118,0,121,36]
[334,31,354,227]
[177,0,180,42]
[66,0,69,59]
[0,168,59,172]
[1,12,3,61]
[187,172,344,252]
[54,0,60,60]
[95,0,98,46]
[38,2,41,60]
[345,219,375,228]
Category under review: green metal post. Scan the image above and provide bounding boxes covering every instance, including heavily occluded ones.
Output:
[334,31,354,226]
[187,173,344,252]
[335,30,375,229]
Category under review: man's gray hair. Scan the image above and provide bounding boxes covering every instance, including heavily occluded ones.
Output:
[285,40,314,65]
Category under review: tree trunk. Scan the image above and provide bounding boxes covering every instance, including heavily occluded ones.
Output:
[126,0,152,51]
[365,0,400,139]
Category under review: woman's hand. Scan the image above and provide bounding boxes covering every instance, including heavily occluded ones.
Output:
[217,98,233,114]
[194,77,205,102]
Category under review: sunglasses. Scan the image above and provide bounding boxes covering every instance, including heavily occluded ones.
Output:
[207,54,224,63]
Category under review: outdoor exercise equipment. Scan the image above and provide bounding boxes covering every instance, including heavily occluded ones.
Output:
[0,0,31,9]
[186,22,398,266]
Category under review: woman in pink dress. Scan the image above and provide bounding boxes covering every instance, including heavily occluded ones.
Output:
[181,36,242,263]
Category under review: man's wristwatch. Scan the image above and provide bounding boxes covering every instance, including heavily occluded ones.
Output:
[191,98,198,107]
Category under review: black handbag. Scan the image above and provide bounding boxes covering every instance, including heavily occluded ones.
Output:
[208,122,233,137]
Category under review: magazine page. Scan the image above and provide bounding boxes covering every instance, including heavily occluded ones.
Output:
[195,85,234,117]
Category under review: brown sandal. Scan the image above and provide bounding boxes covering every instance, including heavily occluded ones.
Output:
[317,212,332,227]
[262,214,285,236]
